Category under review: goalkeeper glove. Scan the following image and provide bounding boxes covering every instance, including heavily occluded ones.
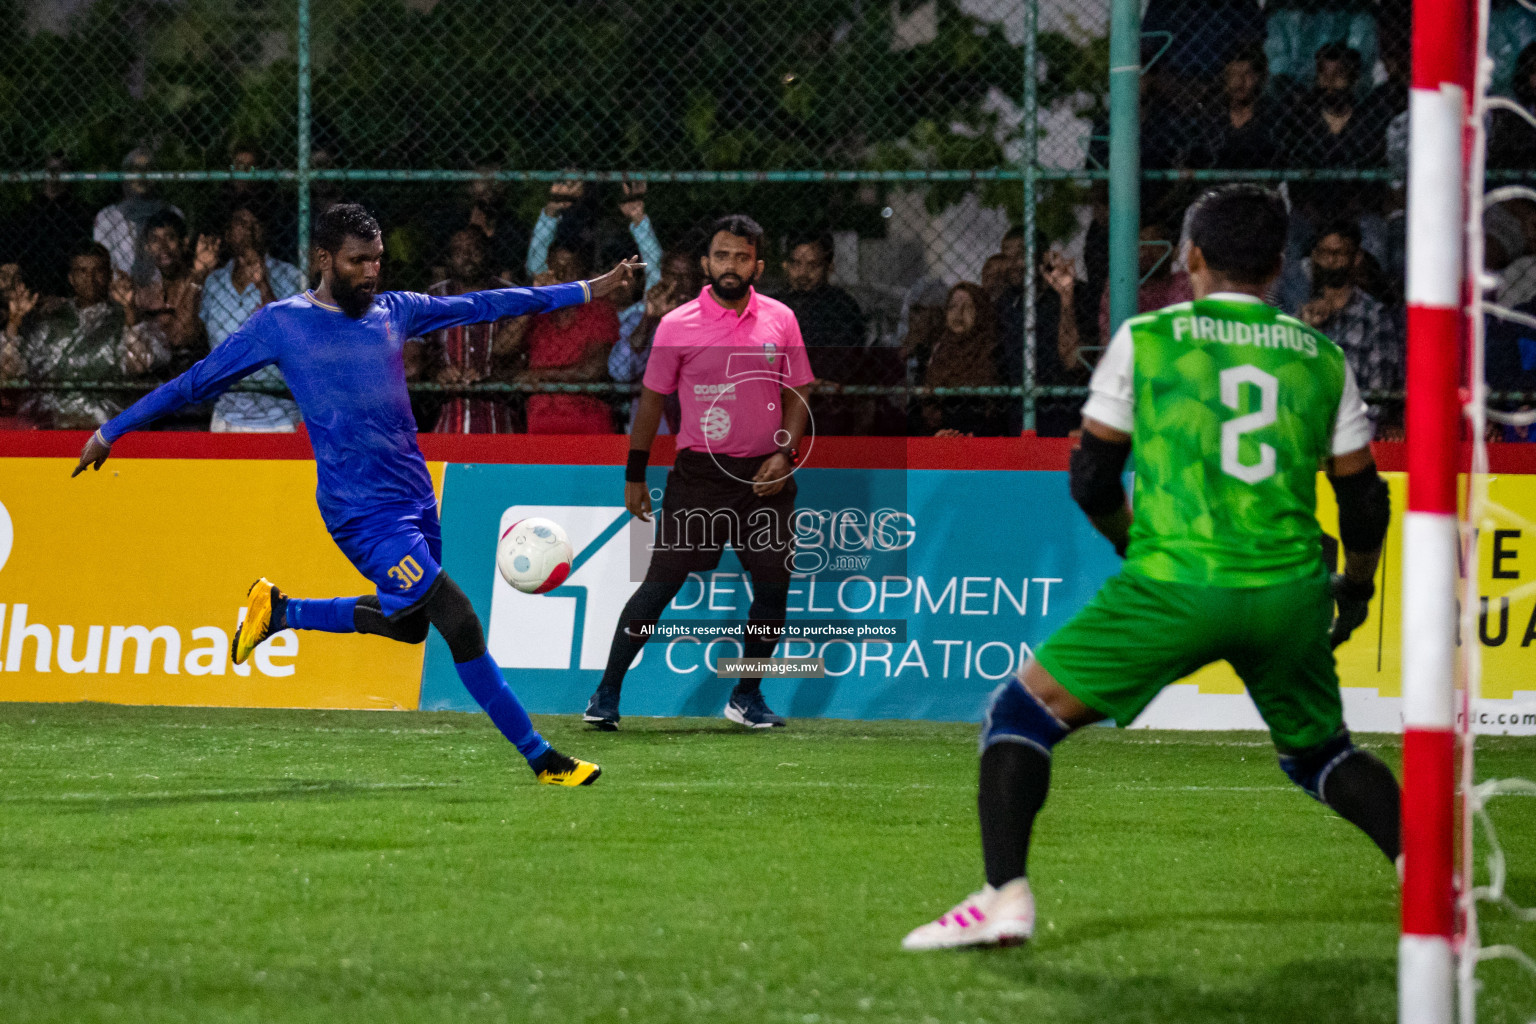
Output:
[1329,573,1374,649]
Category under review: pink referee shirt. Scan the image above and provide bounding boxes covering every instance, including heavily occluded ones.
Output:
[643,286,815,458]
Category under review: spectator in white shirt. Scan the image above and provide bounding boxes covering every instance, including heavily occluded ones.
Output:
[92,147,179,288]
[199,203,305,432]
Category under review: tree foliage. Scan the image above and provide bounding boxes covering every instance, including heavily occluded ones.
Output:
[0,0,1111,255]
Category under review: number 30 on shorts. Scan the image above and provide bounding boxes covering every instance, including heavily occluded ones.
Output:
[387,555,426,590]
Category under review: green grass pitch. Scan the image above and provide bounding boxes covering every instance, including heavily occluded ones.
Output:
[1,704,1531,1024]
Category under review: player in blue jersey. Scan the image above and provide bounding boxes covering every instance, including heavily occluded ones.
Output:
[72,203,643,786]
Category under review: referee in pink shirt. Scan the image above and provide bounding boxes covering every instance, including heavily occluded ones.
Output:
[584,215,815,730]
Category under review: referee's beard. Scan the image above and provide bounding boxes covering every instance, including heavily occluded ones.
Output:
[708,268,758,303]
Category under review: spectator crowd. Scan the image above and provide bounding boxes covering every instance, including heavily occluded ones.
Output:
[3,0,1536,441]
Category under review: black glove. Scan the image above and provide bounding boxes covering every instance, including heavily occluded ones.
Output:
[1330,573,1375,649]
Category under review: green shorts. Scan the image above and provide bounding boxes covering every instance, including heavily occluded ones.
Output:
[1033,568,1342,752]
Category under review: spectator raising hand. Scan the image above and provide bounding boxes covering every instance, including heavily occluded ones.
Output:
[6,282,38,340]
[109,272,138,326]
[544,179,584,218]
[11,242,164,429]
[1040,250,1082,371]
[192,233,222,278]
[528,175,664,361]
[619,180,647,225]
[1300,286,1353,330]
[1,281,36,377]
[643,275,692,326]
[609,249,699,434]
[133,210,212,371]
[199,203,305,432]
[234,245,272,299]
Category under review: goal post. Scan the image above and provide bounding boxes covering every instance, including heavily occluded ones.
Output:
[1403,0,1474,1021]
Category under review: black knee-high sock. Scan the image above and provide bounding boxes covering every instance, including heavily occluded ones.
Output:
[1320,749,1402,862]
[734,581,790,698]
[598,579,685,692]
[979,741,1053,888]
[732,637,778,697]
[598,626,647,693]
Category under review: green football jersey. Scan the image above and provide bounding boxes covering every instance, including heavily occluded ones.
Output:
[1081,292,1373,587]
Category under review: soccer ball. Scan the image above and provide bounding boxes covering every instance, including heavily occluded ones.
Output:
[496,518,573,594]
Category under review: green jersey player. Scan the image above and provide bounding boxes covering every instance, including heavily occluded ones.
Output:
[903,186,1400,951]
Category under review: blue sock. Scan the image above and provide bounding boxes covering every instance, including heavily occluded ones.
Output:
[286,597,359,633]
[455,651,550,763]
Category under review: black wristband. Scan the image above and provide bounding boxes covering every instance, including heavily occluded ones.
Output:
[778,446,800,466]
[625,448,649,483]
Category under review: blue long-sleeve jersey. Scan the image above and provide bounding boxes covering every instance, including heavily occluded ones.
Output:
[101,281,591,529]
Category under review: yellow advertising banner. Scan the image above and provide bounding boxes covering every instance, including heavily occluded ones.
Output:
[1175,471,1536,733]
[0,458,441,710]
[1467,472,1536,704]
[2,456,1531,728]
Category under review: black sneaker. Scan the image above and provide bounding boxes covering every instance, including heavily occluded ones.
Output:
[582,685,621,731]
[724,690,786,729]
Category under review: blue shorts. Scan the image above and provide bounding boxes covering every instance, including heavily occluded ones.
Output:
[330,501,443,618]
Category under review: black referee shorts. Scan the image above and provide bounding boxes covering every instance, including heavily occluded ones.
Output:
[647,448,797,584]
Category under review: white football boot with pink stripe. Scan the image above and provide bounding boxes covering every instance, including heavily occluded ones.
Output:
[900,878,1035,950]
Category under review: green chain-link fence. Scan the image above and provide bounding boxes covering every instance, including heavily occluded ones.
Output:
[0,1,1531,439]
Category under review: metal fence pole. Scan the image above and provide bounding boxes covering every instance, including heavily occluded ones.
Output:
[1022,0,1039,434]
[1107,0,1141,336]
[296,0,312,280]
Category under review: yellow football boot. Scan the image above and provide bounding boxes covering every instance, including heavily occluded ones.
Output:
[533,749,602,786]
[232,578,285,665]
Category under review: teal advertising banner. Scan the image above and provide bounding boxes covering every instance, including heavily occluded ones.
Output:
[422,463,1121,722]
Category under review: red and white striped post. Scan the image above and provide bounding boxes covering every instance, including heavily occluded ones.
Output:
[1403,0,1472,1020]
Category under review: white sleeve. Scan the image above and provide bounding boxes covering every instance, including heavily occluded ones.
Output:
[93,207,134,277]
[1331,361,1374,455]
[1080,321,1135,433]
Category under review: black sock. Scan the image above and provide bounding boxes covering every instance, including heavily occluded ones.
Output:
[979,741,1052,889]
[1320,749,1402,862]
[598,627,646,694]
[598,579,686,692]
[731,637,776,698]
[528,747,564,774]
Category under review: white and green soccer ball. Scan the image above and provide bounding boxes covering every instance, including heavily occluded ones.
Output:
[496,517,573,594]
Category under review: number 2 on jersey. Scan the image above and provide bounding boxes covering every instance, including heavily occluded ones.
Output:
[1219,365,1277,484]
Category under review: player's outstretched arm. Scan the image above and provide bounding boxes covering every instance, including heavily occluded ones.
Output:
[402,258,645,337]
[587,256,646,302]
[70,317,279,476]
